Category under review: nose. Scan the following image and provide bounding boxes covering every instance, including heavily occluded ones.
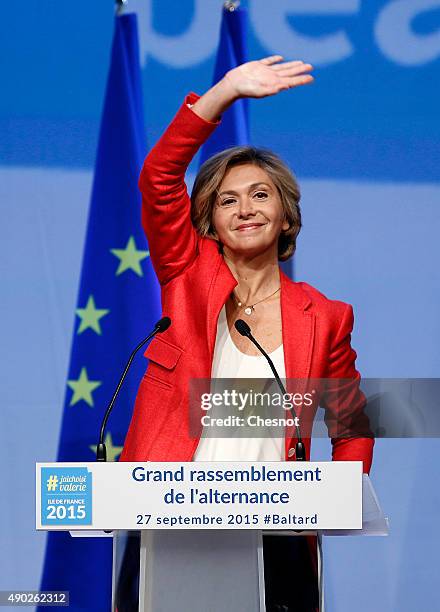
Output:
[237,195,255,218]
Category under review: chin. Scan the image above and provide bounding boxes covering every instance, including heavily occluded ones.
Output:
[227,240,277,259]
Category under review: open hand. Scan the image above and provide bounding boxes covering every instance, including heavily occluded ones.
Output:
[225,55,314,99]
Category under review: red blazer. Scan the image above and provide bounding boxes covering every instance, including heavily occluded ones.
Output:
[120,93,374,473]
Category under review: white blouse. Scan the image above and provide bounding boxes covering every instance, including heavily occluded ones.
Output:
[193,305,286,461]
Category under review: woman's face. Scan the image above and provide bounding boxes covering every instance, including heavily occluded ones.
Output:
[212,163,289,260]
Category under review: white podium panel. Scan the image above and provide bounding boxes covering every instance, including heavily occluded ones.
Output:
[36,461,363,532]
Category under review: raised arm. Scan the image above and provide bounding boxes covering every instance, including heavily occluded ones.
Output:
[139,93,221,286]
[139,56,313,285]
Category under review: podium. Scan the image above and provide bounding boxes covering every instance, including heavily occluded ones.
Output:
[37,462,388,611]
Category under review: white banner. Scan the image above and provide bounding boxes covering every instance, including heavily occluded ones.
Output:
[36,461,362,531]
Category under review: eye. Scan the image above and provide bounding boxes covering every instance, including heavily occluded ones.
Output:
[219,197,237,207]
[253,191,268,200]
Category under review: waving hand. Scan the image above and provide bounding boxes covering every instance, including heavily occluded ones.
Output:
[192,55,314,121]
[225,55,314,98]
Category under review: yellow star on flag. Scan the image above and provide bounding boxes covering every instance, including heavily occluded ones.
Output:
[90,432,123,462]
[110,235,149,276]
[75,295,109,335]
[67,367,102,407]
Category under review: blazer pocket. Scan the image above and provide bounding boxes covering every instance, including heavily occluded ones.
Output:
[141,373,173,391]
[142,336,183,390]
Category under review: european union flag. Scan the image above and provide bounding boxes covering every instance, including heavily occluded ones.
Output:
[199,3,249,165]
[38,13,160,610]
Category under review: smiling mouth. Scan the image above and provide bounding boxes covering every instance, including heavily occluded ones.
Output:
[235,223,265,232]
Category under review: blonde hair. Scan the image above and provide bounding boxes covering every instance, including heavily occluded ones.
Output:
[191,146,302,261]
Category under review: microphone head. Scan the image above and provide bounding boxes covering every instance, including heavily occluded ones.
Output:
[235,318,251,337]
[156,316,171,332]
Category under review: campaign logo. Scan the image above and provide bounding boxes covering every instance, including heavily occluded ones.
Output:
[41,467,92,526]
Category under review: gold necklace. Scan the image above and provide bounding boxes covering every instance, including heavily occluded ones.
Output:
[233,286,281,316]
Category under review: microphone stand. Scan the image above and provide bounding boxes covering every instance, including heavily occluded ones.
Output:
[235,319,306,461]
[96,317,171,462]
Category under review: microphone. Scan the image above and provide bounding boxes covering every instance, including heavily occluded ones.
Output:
[234,318,306,461]
[96,317,171,461]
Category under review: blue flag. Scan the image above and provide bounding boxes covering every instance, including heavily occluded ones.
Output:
[38,14,160,610]
[199,4,249,165]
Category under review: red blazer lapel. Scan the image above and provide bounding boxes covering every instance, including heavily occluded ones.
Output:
[280,268,315,381]
[206,254,238,360]
[280,269,316,456]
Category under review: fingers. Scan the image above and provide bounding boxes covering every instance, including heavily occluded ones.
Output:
[276,64,314,80]
[272,60,306,71]
[259,57,315,86]
[281,74,315,89]
[259,57,312,71]
[259,55,284,65]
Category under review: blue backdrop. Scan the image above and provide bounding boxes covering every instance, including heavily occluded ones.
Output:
[1,1,439,610]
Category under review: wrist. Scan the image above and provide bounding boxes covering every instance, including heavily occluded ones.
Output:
[191,77,239,122]
[208,76,240,114]
[221,72,241,103]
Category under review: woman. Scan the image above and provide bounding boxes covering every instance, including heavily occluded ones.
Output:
[120,56,373,611]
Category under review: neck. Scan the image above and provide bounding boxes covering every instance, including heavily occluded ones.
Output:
[223,247,280,303]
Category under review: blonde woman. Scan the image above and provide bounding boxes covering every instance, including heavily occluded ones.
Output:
[121,56,373,611]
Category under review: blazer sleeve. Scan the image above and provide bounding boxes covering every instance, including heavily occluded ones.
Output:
[321,303,375,474]
[139,93,220,285]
